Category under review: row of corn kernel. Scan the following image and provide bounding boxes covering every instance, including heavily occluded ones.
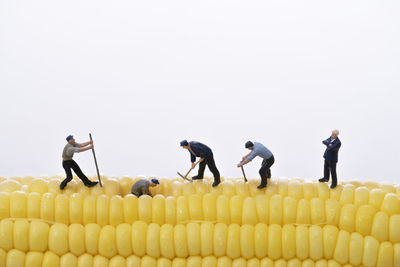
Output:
[1,250,383,267]
[1,191,399,238]
[1,219,399,266]
[1,177,399,200]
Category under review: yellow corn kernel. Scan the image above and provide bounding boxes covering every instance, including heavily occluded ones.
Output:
[115,223,132,257]
[303,182,317,200]
[84,223,100,255]
[309,226,323,260]
[255,195,269,223]
[302,259,315,267]
[64,180,77,195]
[200,222,213,256]
[369,189,385,210]
[260,258,274,267]
[158,257,172,267]
[349,232,363,266]
[126,255,142,267]
[296,199,311,224]
[242,197,258,225]
[317,182,330,200]
[109,255,126,267]
[288,180,303,200]
[10,191,27,218]
[186,223,200,256]
[339,184,355,205]
[394,243,400,267]
[152,195,166,225]
[28,178,48,194]
[255,223,268,259]
[49,223,69,256]
[288,258,302,267]
[236,181,250,197]
[182,182,195,196]
[171,181,182,197]
[241,224,255,259]
[69,224,85,256]
[29,221,49,252]
[248,258,260,267]
[222,181,236,196]
[146,223,161,258]
[82,195,96,225]
[109,195,124,226]
[0,193,10,220]
[323,225,338,259]
[371,211,389,242]
[327,260,341,267]
[380,193,400,215]
[217,195,230,224]
[194,181,209,195]
[230,195,243,224]
[232,257,247,267]
[187,256,202,267]
[296,225,309,260]
[274,259,286,267]
[172,257,186,267]
[42,251,60,267]
[40,192,55,222]
[355,204,376,236]
[202,256,217,267]
[339,204,356,233]
[227,224,241,259]
[14,219,29,252]
[202,194,216,221]
[363,236,379,267]
[117,177,133,196]
[376,241,393,267]
[78,253,93,267]
[325,199,340,226]
[0,180,21,193]
[131,221,147,257]
[189,194,203,221]
[98,225,117,258]
[27,192,41,219]
[217,256,232,267]
[283,196,297,225]
[281,224,295,260]
[69,193,83,224]
[47,179,61,195]
[310,198,325,225]
[329,185,342,201]
[174,224,188,258]
[60,252,77,267]
[176,196,189,224]
[54,194,69,224]
[26,251,44,267]
[0,220,13,251]
[269,195,283,224]
[104,179,121,196]
[354,187,369,206]
[96,195,110,226]
[164,196,176,225]
[333,230,350,264]
[389,214,400,242]
[315,259,327,267]
[160,224,174,259]
[268,224,282,260]
[123,195,138,224]
[7,249,25,267]
[214,223,228,257]
[94,255,109,267]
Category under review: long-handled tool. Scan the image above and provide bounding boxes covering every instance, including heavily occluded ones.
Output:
[177,160,201,182]
[89,133,103,187]
[241,165,248,182]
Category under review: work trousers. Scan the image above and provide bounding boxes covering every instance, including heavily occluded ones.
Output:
[259,155,275,184]
[62,160,91,186]
[324,160,337,185]
[197,156,220,181]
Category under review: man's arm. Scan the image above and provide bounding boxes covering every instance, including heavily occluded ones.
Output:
[79,144,93,152]
[237,157,250,167]
[327,141,341,151]
[142,185,152,197]
[322,139,330,146]
[190,153,196,163]
[80,140,93,147]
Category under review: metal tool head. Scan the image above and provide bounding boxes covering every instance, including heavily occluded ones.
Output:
[177,171,193,182]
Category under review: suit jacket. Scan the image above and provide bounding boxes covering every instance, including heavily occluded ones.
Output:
[189,141,213,162]
[323,137,341,163]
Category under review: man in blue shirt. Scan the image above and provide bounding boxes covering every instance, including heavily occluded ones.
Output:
[318,129,341,189]
[237,141,275,189]
[180,140,221,187]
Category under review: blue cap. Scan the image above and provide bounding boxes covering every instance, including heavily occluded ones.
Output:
[245,141,254,148]
[66,135,74,142]
[180,140,189,146]
[151,178,159,185]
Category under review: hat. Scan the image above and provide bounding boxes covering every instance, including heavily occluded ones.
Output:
[151,178,160,185]
[245,141,254,148]
[180,140,189,146]
[66,135,74,142]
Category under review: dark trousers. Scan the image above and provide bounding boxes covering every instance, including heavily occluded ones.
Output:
[324,160,337,185]
[62,160,91,186]
[197,156,220,181]
[259,155,275,184]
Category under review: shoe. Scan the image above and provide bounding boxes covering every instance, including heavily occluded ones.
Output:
[330,183,337,189]
[212,179,220,187]
[257,183,267,189]
[87,181,99,188]
[59,182,67,190]
[192,176,203,180]
[319,178,329,182]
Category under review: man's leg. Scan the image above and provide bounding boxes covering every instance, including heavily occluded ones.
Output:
[61,160,74,190]
[258,159,269,189]
[206,156,220,187]
[319,160,330,182]
[193,161,206,180]
[330,162,337,188]
[70,160,97,187]
[265,156,274,179]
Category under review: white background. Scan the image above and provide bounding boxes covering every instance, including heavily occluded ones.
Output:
[1,0,399,184]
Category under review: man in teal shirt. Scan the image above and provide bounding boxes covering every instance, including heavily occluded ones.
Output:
[237,141,275,189]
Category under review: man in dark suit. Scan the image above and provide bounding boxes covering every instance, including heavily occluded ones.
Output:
[318,129,341,188]
[180,140,221,187]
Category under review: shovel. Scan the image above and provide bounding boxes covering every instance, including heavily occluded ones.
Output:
[177,160,201,182]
